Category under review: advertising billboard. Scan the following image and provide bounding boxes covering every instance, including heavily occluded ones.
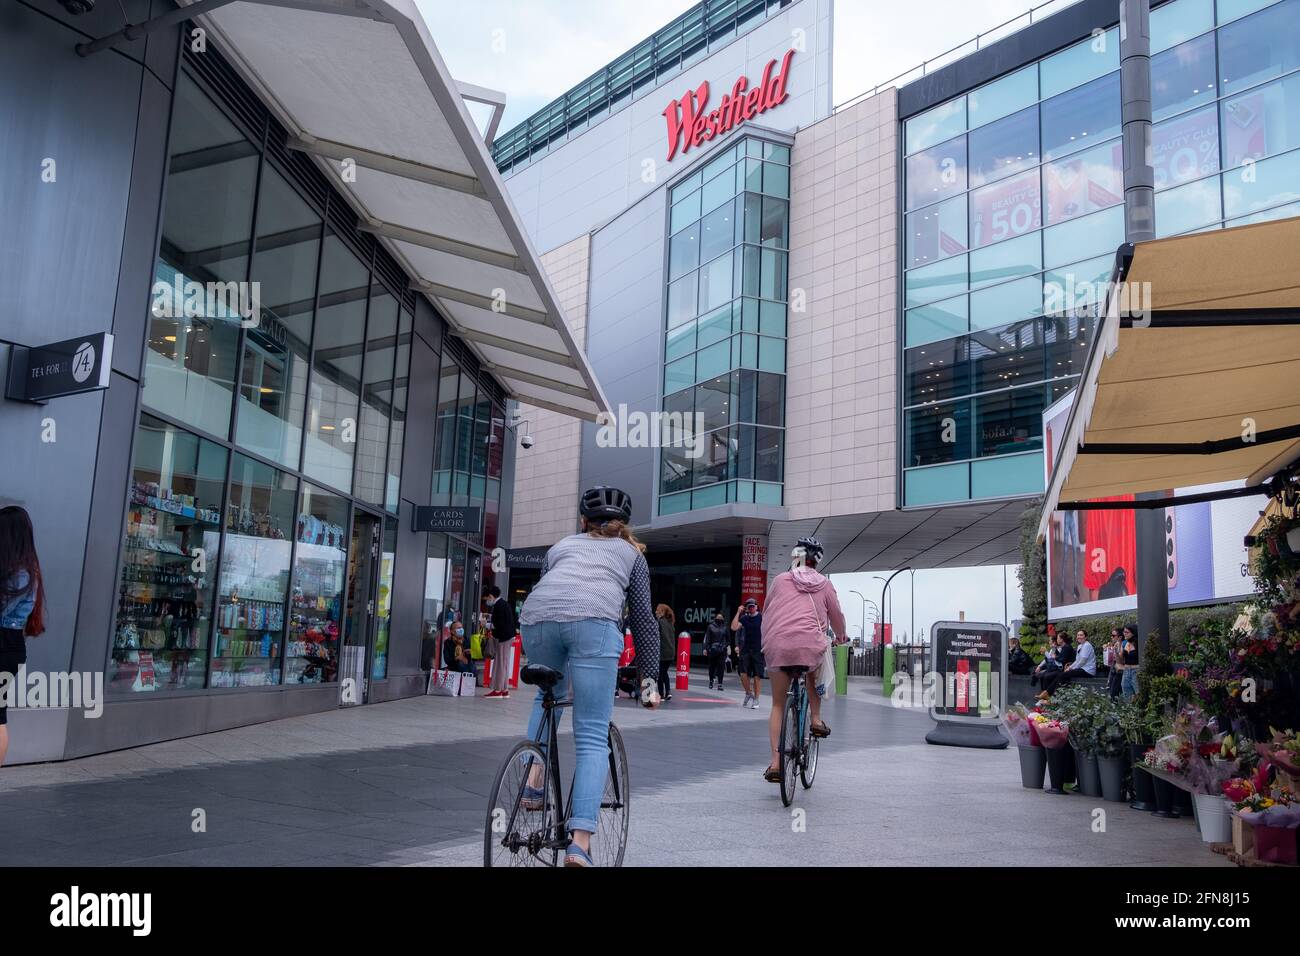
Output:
[1042,391,1261,620]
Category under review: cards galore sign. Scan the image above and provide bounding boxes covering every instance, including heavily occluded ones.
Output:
[662,50,796,162]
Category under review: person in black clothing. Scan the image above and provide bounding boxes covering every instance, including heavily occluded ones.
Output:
[484,585,516,699]
[442,623,474,673]
[731,598,765,709]
[1007,636,1036,676]
[705,612,730,690]
[656,604,676,701]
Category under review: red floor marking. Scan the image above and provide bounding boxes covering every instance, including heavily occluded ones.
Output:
[678,697,733,703]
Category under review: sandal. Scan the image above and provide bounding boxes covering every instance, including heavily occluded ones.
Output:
[811,720,831,738]
[763,765,782,783]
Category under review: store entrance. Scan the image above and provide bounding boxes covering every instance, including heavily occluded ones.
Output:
[341,510,381,706]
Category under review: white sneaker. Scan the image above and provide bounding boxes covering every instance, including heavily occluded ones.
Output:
[742,694,753,708]
[750,698,761,709]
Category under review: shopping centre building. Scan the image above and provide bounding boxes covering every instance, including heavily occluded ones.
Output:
[498,0,1300,629]
[3,0,1297,759]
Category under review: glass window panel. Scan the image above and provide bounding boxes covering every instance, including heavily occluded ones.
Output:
[670,189,702,233]
[371,517,396,679]
[1039,28,1119,99]
[753,426,782,483]
[970,275,1043,331]
[285,483,349,685]
[696,373,733,432]
[762,161,789,198]
[905,135,967,209]
[666,319,696,361]
[906,193,968,268]
[905,296,969,348]
[1218,0,1300,97]
[1041,72,1121,161]
[906,98,967,154]
[697,339,730,381]
[970,232,1041,290]
[970,318,1046,392]
[1221,73,1300,168]
[906,399,972,466]
[692,483,728,509]
[1043,137,1124,224]
[1222,146,1300,216]
[1152,33,1217,122]
[667,272,698,327]
[661,444,694,494]
[386,309,412,513]
[736,480,755,503]
[742,193,761,245]
[695,426,734,486]
[356,288,398,506]
[1153,104,1221,190]
[968,66,1037,130]
[760,196,789,247]
[1155,174,1223,235]
[1042,204,1125,269]
[1044,254,1113,315]
[905,462,970,505]
[1217,0,1283,23]
[757,335,785,373]
[971,451,1045,498]
[452,374,476,505]
[905,254,968,307]
[669,221,700,279]
[764,143,791,164]
[744,157,763,192]
[213,453,296,688]
[703,146,736,180]
[659,491,692,516]
[236,166,320,468]
[111,414,225,693]
[755,482,783,506]
[1044,313,1093,378]
[735,370,784,426]
[303,232,368,493]
[698,250,734,313]
[759,300,786,336]
[969,106,1040,188]
[741,297,759,332]
[697,302,733,348]
[701,168,735,213]
[740,332,759,369]
[968,168,1041,249]
[748,139,765,158]
[759,248,787,300]
[905,336,970,405]
[432,352,458,504]
[1225,198,1300,225]
[671,171,702,202]
[146,73,258,438]
[699,201,736,263]
[1151,0,1214,54]
[974,386,1045,458]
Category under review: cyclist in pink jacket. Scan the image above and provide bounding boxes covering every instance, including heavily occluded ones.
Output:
[759,536,846,782]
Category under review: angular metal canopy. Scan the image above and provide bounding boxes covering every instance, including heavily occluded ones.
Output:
[170,0,609,421]
[1038,216,1300,538]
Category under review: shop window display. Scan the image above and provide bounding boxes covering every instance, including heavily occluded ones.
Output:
[111,415,226,693]
[285,484,349,684]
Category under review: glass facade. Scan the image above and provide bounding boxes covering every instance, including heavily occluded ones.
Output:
[659,137,789,515]
[900,0,1300,506]
[111,61,502,694]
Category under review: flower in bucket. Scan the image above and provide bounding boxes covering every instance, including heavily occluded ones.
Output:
[1034,716,1070,750]
[1001,703,1035,748]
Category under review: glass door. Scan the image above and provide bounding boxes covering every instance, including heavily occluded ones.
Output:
[341,510,380,705]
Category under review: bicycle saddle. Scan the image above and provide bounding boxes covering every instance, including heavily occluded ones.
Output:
[521,664,563,690]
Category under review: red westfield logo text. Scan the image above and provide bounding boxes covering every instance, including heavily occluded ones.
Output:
[661,49,796,162]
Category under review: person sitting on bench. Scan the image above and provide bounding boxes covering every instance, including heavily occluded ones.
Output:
[1040,629,1094,696]
[1008,636,1036,676]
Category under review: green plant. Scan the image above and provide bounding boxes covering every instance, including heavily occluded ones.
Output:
[1117,695,1146,745]
[1136,631,1172,712]
[1017,498,1047,636]
[1043,685,1108,755]
[1142,673,1193,741]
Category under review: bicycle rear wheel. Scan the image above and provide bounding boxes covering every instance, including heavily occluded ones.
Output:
[800,725,819,789]
[588,723,630,867]
[484,741,561,867]
[778,692,800,807]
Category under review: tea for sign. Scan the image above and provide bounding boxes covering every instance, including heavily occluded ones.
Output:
[661,49,796,163]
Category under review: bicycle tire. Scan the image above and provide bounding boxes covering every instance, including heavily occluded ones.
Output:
[800,688,819,788]
[778,692,800,807]
[484,740,561,867]
[588,723,630,867]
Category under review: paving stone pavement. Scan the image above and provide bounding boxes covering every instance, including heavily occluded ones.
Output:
[0,673,1230,866]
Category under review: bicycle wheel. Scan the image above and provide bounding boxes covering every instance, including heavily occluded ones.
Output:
[800,725,819,789]
[778,692,800,807]
[588,723,630,867]
[484,740,561,867]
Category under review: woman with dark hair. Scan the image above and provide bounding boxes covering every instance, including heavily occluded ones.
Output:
[656,604,676,702]
[1,505,46,766]
[1119,625,1139,699]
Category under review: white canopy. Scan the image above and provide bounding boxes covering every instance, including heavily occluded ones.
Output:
[180,0,609,420]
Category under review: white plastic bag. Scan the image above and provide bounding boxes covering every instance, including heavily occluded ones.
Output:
[815,639,836,699]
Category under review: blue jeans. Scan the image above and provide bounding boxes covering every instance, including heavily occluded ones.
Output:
[521,619,623,836]
[1121,669,1137,698]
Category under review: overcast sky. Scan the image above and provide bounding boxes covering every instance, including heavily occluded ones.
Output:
[420,0,1040,636]
[420,0,1054,131]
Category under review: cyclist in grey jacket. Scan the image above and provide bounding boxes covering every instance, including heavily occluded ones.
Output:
[517,486,660,866]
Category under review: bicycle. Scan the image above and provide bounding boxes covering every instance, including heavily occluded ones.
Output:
[777,664,818,806]
[483,663,630,867]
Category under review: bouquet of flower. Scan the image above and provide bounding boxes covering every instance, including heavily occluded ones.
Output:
[1033,714,1070,750]
[1001,703,1036,748]
[1256,727,1300,779]
[1144,745,1185,773]
[1187,734,1244,795]
[1235,787,1300,828]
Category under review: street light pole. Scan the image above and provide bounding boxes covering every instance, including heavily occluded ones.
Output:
[878,568,911,645]
[850,590,878,644]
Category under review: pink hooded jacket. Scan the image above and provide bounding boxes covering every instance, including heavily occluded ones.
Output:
[760,566,847,669]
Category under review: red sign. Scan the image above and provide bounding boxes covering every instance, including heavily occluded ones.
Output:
[873,622,893,645]
[662,49,796,162]
[741,534,768,610]
[969,169,1041,248]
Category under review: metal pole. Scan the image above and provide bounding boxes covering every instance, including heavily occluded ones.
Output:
[880,568,911,646]
[1121,0,1170,652]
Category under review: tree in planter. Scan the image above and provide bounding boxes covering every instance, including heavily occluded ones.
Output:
[1135,631,1172,712]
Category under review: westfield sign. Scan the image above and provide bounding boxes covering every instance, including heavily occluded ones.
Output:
[661,49,795,162]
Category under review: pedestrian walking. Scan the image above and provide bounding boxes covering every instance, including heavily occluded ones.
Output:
[484,585,516,699]
[731,598,765,709]
[705,612,730,690]
[656,604,676,701]
[0,506,46,768]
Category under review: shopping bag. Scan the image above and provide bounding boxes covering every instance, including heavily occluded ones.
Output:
[469,632,485,660]
[427,669,473,697]
[814,640,836,699]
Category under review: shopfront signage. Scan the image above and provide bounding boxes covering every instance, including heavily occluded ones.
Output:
[741,534,768,609]
[412,506,481,534]
[662,49,796,162]
[5,332,113,403]
[504,546,548,569]
[928,621,1007,723]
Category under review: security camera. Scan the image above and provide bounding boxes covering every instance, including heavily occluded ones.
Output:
[60,0,96,12]
[520,434,535,450]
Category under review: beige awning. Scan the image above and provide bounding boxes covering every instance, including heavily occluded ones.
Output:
[1038,216,1300,538]
[173,0,609,421]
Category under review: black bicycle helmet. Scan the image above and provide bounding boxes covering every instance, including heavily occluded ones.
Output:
[580,485,633,523]
[795,535,824,562]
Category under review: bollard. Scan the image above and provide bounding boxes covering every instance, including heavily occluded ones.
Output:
[676,632,691,690]
[882,645,896,698]
[834,643,849,696]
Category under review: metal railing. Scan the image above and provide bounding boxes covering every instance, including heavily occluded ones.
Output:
[845,642,929,678]
[833,0,1086,113]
